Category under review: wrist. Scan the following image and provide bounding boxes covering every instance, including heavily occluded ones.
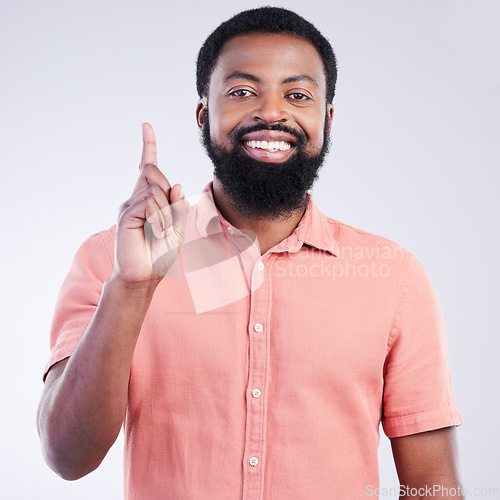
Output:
[106,272,162,300]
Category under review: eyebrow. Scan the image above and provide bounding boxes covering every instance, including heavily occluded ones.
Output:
[282,75,319,88]
[224,72,260,83]
[224,72,318,88]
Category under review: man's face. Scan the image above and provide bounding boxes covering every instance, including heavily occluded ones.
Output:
[197,33,334,220]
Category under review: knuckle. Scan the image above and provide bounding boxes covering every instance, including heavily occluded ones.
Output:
[149,184,162,199]
[160,178,171,192]
[117,205,129,225]
[118,198,135,216]
[144,194,155,206]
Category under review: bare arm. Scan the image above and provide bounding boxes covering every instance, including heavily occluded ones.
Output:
[37,123,189,480]
[391,426,463,499]
[37,277,158,479]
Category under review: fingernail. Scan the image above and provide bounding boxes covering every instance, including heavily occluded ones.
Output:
[166,226,174,236]
[179,186,184,198]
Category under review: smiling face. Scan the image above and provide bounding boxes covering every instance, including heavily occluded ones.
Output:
[197,33,334,219]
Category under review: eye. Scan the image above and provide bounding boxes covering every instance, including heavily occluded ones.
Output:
[229,89,254,98]
[287,92,310,101]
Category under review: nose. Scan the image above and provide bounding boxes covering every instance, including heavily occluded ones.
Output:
[250,93,290,124]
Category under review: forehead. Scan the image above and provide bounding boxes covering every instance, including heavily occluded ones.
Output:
[209,33,327,93]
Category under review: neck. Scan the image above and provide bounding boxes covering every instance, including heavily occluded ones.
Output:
[212,178,307,255]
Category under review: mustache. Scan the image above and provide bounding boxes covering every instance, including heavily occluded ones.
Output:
[230,123,308,146]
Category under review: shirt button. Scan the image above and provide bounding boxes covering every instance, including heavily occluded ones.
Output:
[254,323,263,333]
[252,389,262,398]
[257,262,265,271]
[227,227,234,234]
[249,457,259,467]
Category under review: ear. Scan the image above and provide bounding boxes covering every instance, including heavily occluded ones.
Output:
[196,97,208,130]
[326,104,334,134]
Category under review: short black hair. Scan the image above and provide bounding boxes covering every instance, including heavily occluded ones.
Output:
[196,6,338,103]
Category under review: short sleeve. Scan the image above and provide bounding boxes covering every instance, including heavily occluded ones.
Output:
[43,229,115,381]
[381,256,462,438]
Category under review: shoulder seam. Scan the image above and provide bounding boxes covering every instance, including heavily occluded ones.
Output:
[93,230,114,268]
[386,252,417,353]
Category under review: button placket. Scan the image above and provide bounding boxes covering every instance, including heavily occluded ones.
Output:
[243,258,272,499]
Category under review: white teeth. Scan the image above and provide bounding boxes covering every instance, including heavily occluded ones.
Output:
[244,140,292,152]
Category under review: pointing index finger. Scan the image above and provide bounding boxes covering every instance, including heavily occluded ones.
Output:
[140,122,157,170]
[133,122,171,196]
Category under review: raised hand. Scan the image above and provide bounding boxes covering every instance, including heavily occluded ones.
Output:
[113,123,189,285]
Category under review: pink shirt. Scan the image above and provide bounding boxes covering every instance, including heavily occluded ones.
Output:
[44,183,462,499]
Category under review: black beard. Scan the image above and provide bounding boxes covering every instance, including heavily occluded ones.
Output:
[201,113,331,221]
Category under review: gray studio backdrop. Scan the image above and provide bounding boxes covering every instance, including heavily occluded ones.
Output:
[0,0,498,498]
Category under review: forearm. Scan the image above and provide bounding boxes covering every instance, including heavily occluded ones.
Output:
[392,427,463,500]
[38,274,159,479]
[399,477,464,499]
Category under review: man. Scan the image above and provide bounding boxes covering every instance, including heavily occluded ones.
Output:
[38,7,463,499]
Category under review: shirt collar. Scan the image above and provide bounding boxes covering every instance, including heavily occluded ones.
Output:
[195,181,338,257]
